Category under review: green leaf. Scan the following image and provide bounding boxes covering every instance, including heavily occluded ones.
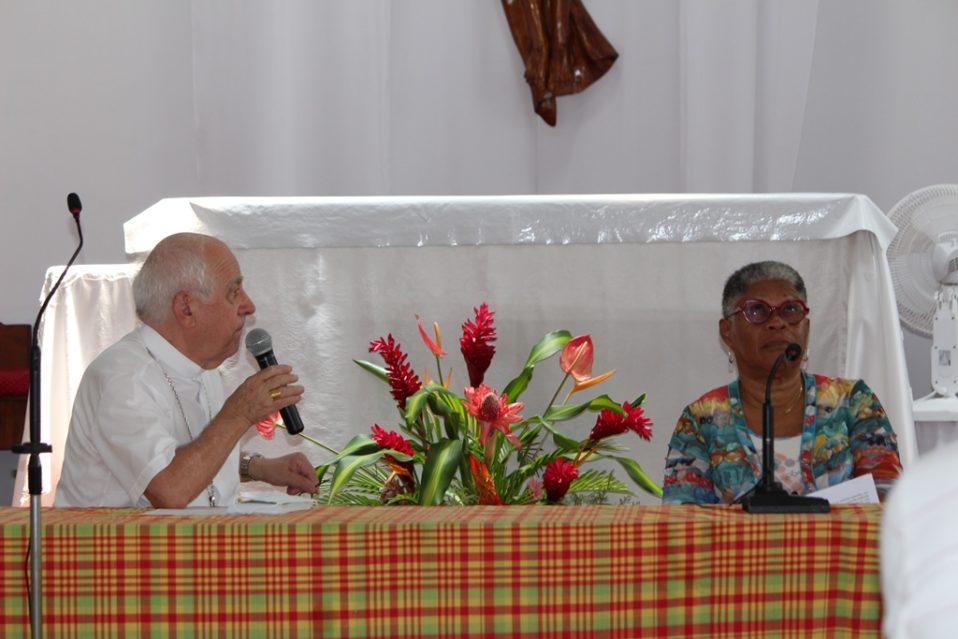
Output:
[327,452,388,503]
[568,469,632,495]
[321,434,381,466]
[419,439,463,505]
[611,456,664,498]
[630,393,647,408]
[354,359,388,382]
[314,464,329,486]
[523,330,572,368]
[403,388,432,426]
[537,419,581,451]
[502,366,533,403]
[543,394,621,422]
[501,331,573,403]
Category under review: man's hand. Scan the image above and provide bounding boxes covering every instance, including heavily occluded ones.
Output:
[221,365,304,428]
[250,453,320,495]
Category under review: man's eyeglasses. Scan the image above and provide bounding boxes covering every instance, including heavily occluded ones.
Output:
[726,298,809,325]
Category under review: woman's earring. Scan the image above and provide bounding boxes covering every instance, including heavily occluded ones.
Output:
[802,351,809,370]
[727,351,735,374]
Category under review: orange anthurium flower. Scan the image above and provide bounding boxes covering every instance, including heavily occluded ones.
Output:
[559,335,594,382]
[416,314,446,357]
[567,369,616,397]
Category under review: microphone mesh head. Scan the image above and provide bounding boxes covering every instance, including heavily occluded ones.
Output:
[67,192,82,215]
[785,343,802,362]
[245,328,273,356]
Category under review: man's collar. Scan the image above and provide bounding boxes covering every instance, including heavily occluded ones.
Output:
[140,324,204,380]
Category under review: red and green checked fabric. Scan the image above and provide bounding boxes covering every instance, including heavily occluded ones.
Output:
[0,504,882,637]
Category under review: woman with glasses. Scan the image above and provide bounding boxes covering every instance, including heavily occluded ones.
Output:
[662,260,902,505]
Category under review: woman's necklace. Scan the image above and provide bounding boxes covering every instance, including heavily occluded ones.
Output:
[782,383,805,415]
[742,381,805,415]
[145,346,217,507]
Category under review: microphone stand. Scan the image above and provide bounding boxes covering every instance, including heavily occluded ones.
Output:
[743,344,830,514]
[12,196,84,638]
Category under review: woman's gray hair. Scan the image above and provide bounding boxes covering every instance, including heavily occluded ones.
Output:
[721,261,807,318]
[133,233,216,324]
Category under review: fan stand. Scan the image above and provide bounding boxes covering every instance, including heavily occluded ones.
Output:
[913,283,958,453]
[886,185,958,457]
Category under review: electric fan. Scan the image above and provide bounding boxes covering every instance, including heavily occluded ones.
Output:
[887,185,958,429]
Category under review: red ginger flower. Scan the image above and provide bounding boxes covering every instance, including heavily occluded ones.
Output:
[371,424,414,457]
[371,424,414,473]
[369,334,422,409]
[543,458,579,503]
[460,303,497,387]
[589,402,654,442]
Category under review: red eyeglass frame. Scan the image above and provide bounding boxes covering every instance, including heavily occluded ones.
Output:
[726,298,809,325]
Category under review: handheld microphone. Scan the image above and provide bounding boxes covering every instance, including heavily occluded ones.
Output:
[245,328,305,435]
[743,342,829,514]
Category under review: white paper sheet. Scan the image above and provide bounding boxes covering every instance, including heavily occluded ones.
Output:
[227,490,315,514]
[809,473,879,504]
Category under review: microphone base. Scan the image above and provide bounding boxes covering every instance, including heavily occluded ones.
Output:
[742,489,831,514]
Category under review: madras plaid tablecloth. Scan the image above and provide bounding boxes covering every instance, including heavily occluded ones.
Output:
[0,504,882,638]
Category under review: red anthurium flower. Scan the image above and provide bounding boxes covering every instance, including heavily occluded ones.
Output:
[560,335,617,399]
[464,383,523,448]
[460,303,497,387]
[369,334,422,409]
[560,335,594,382]
[543,458,579,503]
[416,314,446,357]
[256,411,283,440]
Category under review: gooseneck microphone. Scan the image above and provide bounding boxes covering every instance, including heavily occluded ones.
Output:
[758,342,803,492]
[743,342,830,514]
[245,328,305,435]
[13,192,85,638]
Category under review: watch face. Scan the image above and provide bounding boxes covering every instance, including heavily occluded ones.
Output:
[240,453,261,481]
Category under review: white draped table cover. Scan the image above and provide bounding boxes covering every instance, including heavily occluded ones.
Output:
[16,194,914,506]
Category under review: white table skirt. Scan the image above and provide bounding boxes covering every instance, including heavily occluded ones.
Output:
[15,193,914,506]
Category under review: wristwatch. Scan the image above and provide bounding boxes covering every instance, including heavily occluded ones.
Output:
[239,453,263,482]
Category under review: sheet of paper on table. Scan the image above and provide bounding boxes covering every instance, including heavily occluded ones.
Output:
[143,507,224,516]
[227,490,315,514]
[808,473,879,504]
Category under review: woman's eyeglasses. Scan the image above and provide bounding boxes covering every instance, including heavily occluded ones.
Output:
[726,298,809,325]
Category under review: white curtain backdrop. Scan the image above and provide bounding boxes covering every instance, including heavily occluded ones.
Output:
[186,1,820,196]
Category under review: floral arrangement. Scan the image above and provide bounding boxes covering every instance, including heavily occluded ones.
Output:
[259,303,662,505]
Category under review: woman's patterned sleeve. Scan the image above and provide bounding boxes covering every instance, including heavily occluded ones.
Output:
[848,379,903,497]
[662,406,717,504]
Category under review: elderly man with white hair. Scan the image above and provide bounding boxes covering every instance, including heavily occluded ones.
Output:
[55,232,318,508]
